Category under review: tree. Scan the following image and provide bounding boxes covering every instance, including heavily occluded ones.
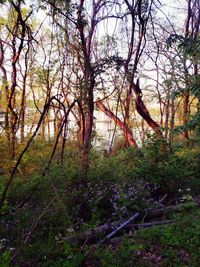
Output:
[0,1,33,156]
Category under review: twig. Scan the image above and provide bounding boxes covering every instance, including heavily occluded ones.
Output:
[10,198,54,263]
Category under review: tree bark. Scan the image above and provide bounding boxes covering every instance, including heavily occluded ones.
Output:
[96,100,138,148]
[133,80,163,139]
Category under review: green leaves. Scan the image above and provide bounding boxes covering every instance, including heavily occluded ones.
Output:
[174,112,200,135]
[0,251,11,267]
[0,0,8,4]
[166,34,200,61]
[166,34,185,49]
[190,74,200,98]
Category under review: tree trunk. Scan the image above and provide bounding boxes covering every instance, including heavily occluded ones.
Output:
[133,80,163,139]
[183,89,190,140]
[82,87,94,164]
[96,100,138,148]
[169,98,175,144]
[20,79,26,141]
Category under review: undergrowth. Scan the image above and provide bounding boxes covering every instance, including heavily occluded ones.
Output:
[0,137,200,266]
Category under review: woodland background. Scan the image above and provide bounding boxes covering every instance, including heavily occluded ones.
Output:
[0,0,200,266]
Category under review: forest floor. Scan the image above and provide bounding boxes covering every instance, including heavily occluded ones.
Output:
[83,199,200,267]
[1,193,200,266]
[0,141,200,266]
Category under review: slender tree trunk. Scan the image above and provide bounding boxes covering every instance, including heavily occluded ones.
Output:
[82,80,95,163]
[164,97,170,140]
[19,46,30,141]
[169,99,175,144]
[0,40,11,152]
[41,119,45,139]
[77,0,96,166]
[20,79,26,141]
[183,89,190,140]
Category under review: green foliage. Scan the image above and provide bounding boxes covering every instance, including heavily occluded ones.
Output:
[0,136,200,266]
[173,112,200,142]
[167,34,200,59]
[0,251,11,267]
[0,0,8,4]
[87,148,150,220]
[190,74,200,99]
[22,237,84,267]
[90,207,200,267]
[166,34,185,49]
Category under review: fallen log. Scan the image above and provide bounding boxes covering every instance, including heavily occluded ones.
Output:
[92,202,198,243]
[108,219,173,245]
[130,219,173,230]
[63,202,199,244]
[145,202,199,219]
[99,212,140,244]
